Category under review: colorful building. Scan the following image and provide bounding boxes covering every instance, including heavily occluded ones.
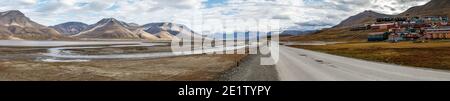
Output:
[366,16,450,42]
[371,23,396,31]
[368,32,388,41]
[424,27,450,39]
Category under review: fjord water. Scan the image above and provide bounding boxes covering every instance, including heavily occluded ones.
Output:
[0,40,249,62]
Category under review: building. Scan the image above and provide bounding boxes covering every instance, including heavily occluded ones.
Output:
[376,17,407,22]
[367,16,450,42]
[424,27,450,39]
[404,33,421,40]
[371,23,396,30]
[423,16,449,26]
[388,33,405,42]
[386,27,421,42]
[368,32,388,41]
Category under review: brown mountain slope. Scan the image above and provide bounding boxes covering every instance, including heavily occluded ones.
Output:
[143,22,202,41]
[73,18,140,39]
[334,10,391,28]
[0,10,63,40]
[0,10,45,28]
[157,30,178,40]
[133,28,159,40]
[400,0,450,17]
[51,22,89,36]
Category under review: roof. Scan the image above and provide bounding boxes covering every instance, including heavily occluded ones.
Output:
[371,23,395,26]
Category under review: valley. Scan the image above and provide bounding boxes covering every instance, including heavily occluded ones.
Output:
[0,40,249,81]
[0,9,271,81]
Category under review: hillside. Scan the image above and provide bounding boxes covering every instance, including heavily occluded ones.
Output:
[51,22,89,36]
[400,0,450,17]
[133,28,159,40]
[0,10,203,40]
[0,10,62,40]
[73,18,141,39]
[334,10,391,28]
[143,22,201,40]
[281,27,372,42]
[281,11,388,42]
[280,30,317,36]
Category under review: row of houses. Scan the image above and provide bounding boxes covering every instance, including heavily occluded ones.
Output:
[366,16,450,42]
[423,27,450,39]
[368,27,450,42]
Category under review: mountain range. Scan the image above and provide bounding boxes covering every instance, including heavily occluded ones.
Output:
[0,10,199,40]
[0,10,63,40]
[73,18,142,39]
[3,0,446,41]
[51,22,88,36]
[334,0,450,29]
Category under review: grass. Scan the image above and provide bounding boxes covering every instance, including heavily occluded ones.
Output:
[280,27,373,42]
[0,47,47,54]
[290,41,450,70]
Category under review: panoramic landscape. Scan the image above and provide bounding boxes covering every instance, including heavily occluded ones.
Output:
[280,0,450,80]
[0,8,274,81]
[1,0,450,81]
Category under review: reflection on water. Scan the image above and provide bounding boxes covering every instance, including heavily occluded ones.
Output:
[0,40,142,47]
[41,58,91,62]
[41,43,247,62]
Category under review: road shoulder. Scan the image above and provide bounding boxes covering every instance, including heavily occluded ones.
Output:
[218,54,279,81]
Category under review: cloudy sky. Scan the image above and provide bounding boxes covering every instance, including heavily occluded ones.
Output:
[0,0,431,32]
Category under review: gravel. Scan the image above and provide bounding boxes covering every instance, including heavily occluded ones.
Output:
[218,54,279,81]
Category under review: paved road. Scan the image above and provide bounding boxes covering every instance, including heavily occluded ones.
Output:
[276,46,450,81]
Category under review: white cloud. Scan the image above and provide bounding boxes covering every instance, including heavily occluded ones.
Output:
[0,0,431,32]
[19,0,38,5]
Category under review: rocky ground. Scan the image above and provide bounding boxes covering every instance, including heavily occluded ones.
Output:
[218,54,279,81]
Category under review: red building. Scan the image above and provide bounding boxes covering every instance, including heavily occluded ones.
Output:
[424,27,450,39]
[371,23,396,30]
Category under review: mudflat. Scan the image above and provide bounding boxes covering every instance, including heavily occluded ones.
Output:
[0,43,248,81]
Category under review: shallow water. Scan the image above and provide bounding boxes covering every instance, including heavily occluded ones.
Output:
[41,43,247,62]
[0,40,248,62]
[41,58,91,62]
[44,45,246,59]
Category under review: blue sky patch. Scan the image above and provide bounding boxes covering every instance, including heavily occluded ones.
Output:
[204,0,228,8]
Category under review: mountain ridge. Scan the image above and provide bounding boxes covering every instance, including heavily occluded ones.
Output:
[73,18,141,39]
[51,22,89,36]
[400,0,450,17]
[0,10,63,40]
